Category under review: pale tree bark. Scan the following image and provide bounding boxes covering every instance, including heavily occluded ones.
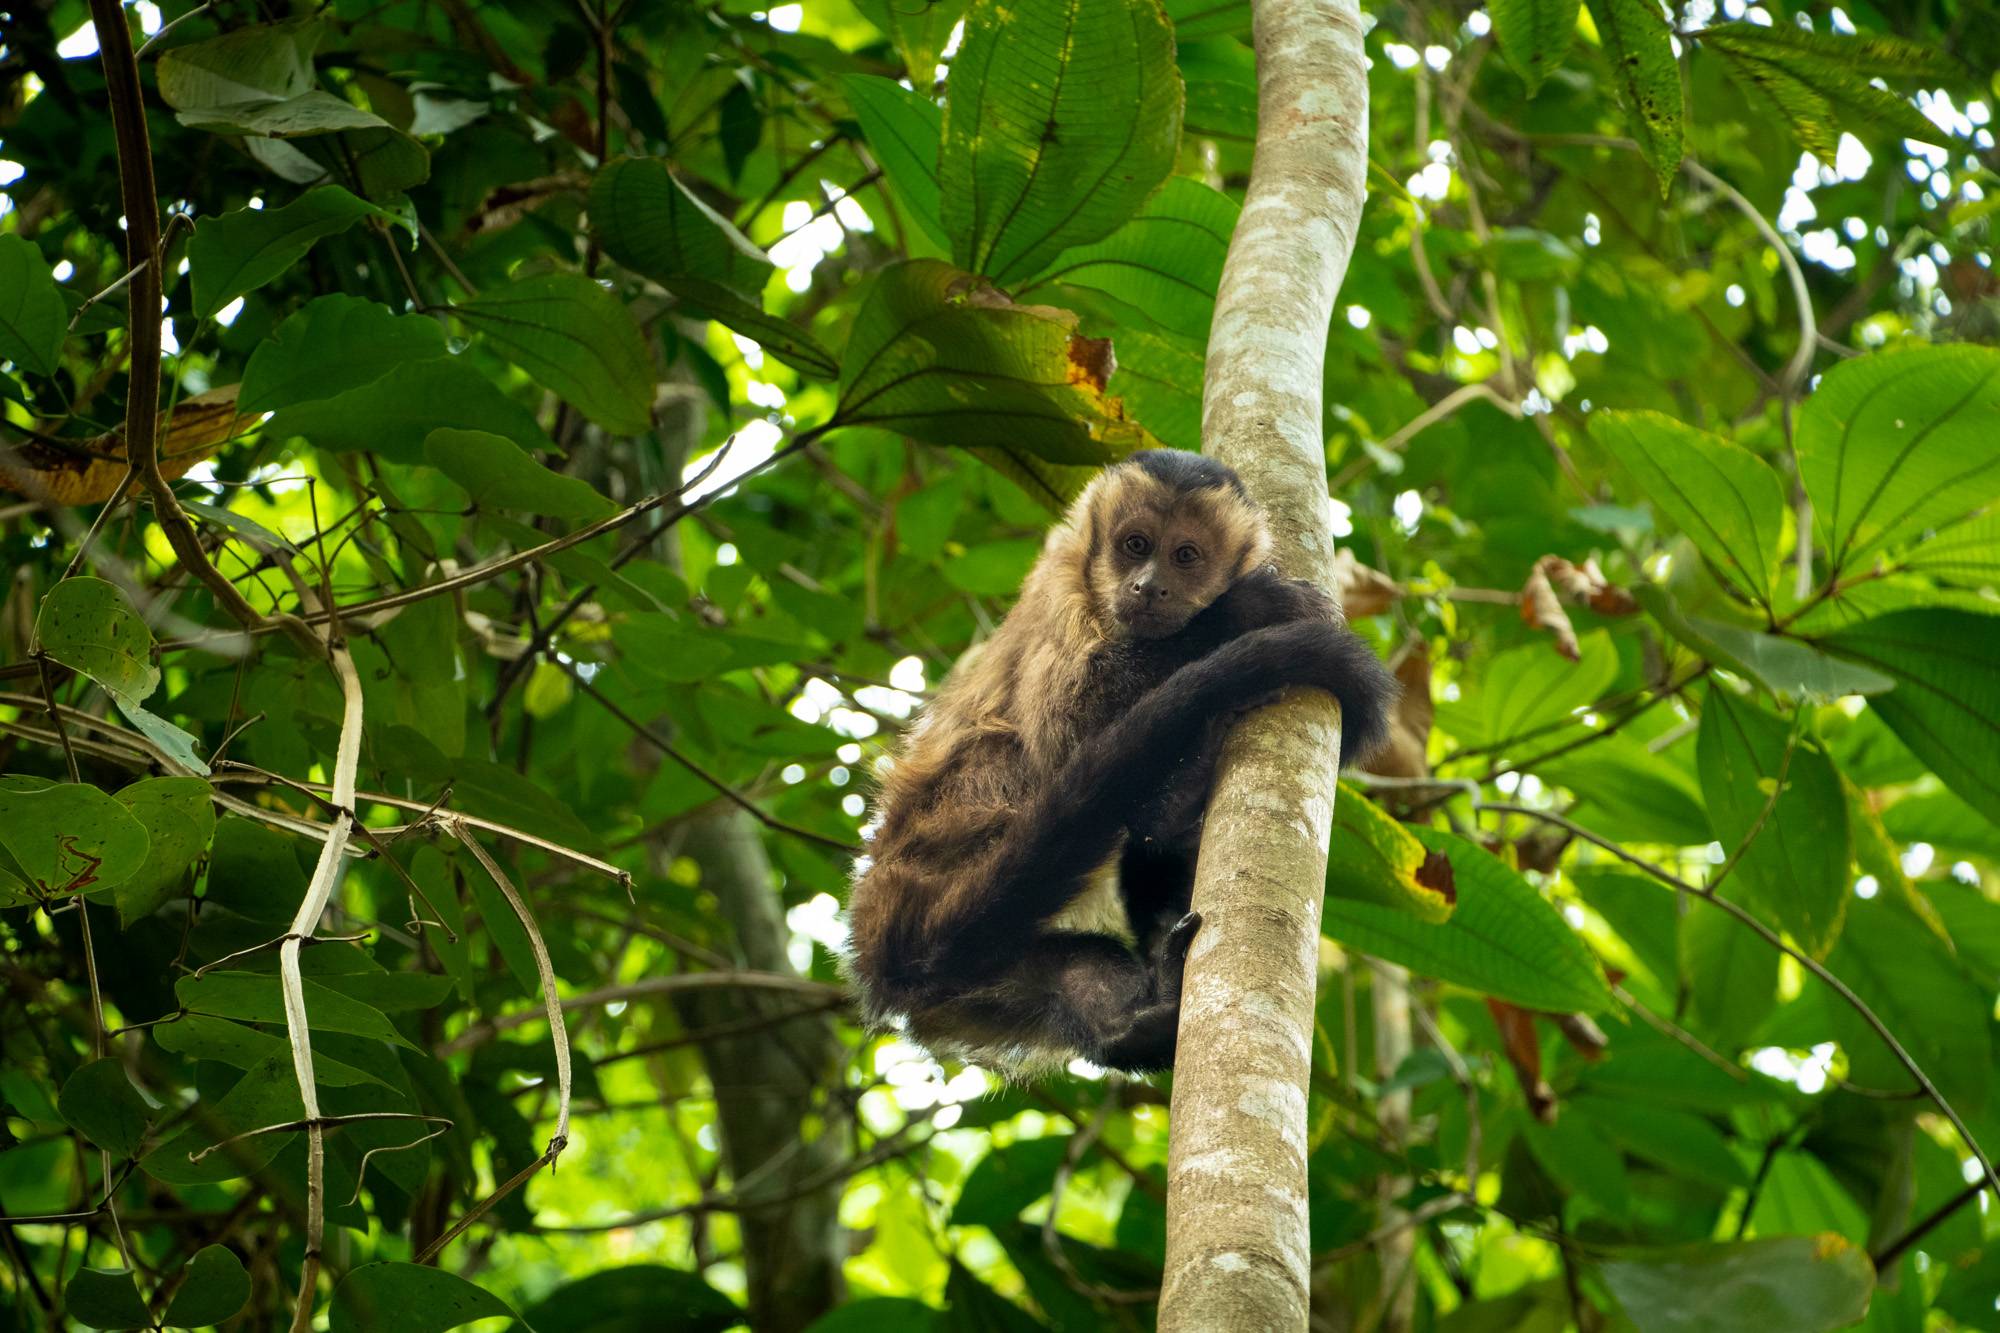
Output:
[1159,0,1371,1328]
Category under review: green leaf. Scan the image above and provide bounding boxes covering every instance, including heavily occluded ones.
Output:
[163,1246,252,1330]
[939,0,1183,285]
[1587,0,1684,193]
[1541,739,1709,847]
[853,0,967,83]
[34,576,159,707]
[614,613,736,683]
[330,1263,521,1333]
[425,428,615,520]
[1435,629,1618,753]
[65,1269,151,1331]
[58,1059,154,1159]
[1696,686,1849,956]
[1572,1097,1749,1188]
[1018,177,1238,344]
[802,1300,942,1333]
[155,18,322,112]
[1322,827,1613,1013]
[151,1014,391,1089]
[1325,781,1456,922]
[177,89,383,136]
[0,233,66,376]
[1600,1235,1873,1333]
[1827,894,1993,1111]
[239,294,449,415]
[1635,584,1895,701]
[107,777,214,925]
[1590,411,1786,607]
[187,186,390,317]
[175,972,418,1050]
[263,356,556,461]
[140,1052,302,1185]
[1793,344,2000,577]
[834,260,1152,464]
[0,777,151,897]
[1165,0,1249,38]
[951,1135,1072,1227]
[1679,899,1778,1050]
[1820,609,2000,825]
[203,817,309,923]
[840,75,950,250]
[1104,325,1205,451]
[456,273,655,435]
[589,156,838,379]
[1491,0,1581,94]
[505,1265,741,1333]
[1701,23,1954,155]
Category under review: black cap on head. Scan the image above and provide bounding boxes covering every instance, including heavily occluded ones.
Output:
[1126,448,1246,499]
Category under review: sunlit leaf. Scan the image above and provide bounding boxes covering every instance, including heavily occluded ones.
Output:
[457,273,655,435]
[840,75,950,250]
[0,233,66,377]
[34,576,158,706]
[1492,0,1581,94]
[1018,177,1238,344]
[939,0,1182,285]
[425,428,615,520]
[1325,781,1456,922]
[0,777,150,898]
[1587,0,1684,193]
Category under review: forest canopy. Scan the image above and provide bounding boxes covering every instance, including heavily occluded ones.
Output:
[1,0,1999,1329]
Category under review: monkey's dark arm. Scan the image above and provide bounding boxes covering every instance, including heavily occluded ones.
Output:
[920,618,1396,975]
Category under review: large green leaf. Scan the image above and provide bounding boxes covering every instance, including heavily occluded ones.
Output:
[1541,738,1709,847]
[1586,0,1683,193]
[151,1013,391,1089]
[155,18,320,110]
[1820,609,2000,824]
[330,1263,521,1333]
[58,1058,155,1159]
[187,187,392,317]
[833,260,1152,465]
[938,0,1182,285]
[425,428,615,520]
[110,777,215,926]
[1570,1095,1749,1190]
[1599,1235,1874,1333]
[588,156,837,379]
[34,577,158,706]
[1793,344,2000,578]
[162,1246,252,1330]
[1325,781,1455,922]
[1017,177,1237,343]
[853,0,967,82]
[0,233,66,376]
[239,294,450,415]
[841,75,950,250]
[1679,897,1778,1050]
[1827,895,1993,1112]
[1591,411,1786,607]
[262,356,555,461]
[1695,686,1849,956]
[1701,23,1955,159]
[504,1265,741,1333]
[1491,0,1581,95]
[65,1269,151,1331]
[1434,629,1618,752]
[951,1135,1073,1227]
[1636,584,1894,702]
[140,1052,303,1185]
[456,273,655,435]
[175,972,417,1050]
[1321,826,1613,1013]
[0,777,150,899]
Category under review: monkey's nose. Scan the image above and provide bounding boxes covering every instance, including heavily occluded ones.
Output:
[1130,583,1169,602]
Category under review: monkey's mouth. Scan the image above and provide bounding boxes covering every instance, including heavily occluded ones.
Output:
[1118,604,1187,638]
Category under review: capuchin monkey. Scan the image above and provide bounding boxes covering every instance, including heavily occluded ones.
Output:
[845,450,1397,1075]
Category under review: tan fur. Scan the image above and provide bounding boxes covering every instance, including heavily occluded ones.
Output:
[846,459,1273,1027]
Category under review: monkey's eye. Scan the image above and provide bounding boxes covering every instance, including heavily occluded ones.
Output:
[1122,533,1151,557]
[1173,544,1201,566]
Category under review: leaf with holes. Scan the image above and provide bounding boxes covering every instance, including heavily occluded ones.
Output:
[1820,608,2000,825]
[1793,344,2000,579]
[1587,0,1683,193]
[456,273,655,435]
[34,577,159,707]
[1322,827,1613,1013]
[939,0,1182,285]
[1695,686,1849,957]
[1326,781,1456,922]
[835,260,1153,469]
[1591,411,1786,608]
[1701,23,1953,159]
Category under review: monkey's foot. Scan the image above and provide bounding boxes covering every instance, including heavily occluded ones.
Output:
[1163,911,1202,964]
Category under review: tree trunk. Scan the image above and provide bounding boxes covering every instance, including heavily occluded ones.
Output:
[1159,0,1371,1328]
[677,810,847,1332]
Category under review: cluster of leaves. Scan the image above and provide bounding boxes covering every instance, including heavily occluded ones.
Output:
[1,0,1997,1330]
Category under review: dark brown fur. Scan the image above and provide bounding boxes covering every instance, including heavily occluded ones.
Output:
[845,450,1396,1073]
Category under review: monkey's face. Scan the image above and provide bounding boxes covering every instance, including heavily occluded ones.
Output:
[1089,472,1268,639]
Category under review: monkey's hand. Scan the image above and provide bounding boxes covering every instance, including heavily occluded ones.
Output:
[1219,568,1341,633]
